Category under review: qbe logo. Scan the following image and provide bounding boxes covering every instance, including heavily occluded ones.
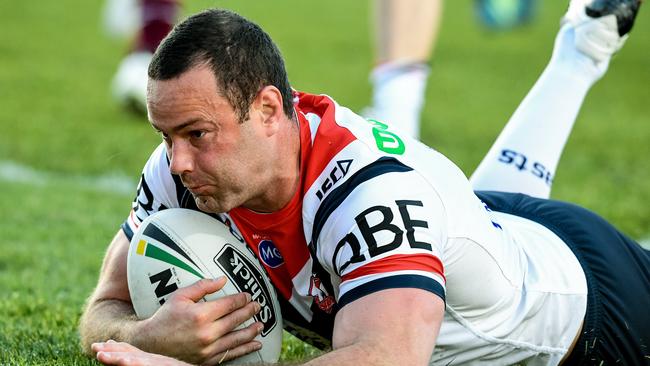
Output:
[258,240,284,268]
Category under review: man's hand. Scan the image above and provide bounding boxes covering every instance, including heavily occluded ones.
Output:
[93,340,191,366]
[138,276,264,365]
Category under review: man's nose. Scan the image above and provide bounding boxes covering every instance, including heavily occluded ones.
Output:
[168,141,194,175]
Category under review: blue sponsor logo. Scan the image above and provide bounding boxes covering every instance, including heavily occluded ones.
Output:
[258,240,284,268]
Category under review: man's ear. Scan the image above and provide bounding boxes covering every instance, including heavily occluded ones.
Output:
[252,86,285,136]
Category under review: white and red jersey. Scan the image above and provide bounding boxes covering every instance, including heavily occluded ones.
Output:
[123,92,587,365]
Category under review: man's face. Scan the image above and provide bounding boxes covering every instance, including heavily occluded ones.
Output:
[147,64,271,213]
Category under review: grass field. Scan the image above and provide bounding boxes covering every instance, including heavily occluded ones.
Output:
[0,1,648,365]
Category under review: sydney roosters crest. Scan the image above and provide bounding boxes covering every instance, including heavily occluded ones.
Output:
[308,274,336,313]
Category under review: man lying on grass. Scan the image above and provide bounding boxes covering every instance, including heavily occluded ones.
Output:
[81,2,649,365]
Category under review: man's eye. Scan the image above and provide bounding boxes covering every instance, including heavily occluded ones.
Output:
[190,131,206,139]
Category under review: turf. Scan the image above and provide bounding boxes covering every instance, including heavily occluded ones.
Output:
[0,1,648,364]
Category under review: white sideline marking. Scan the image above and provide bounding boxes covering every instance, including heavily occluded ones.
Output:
[0,160,135,196]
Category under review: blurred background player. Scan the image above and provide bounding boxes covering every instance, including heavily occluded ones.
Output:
[104,0,180,113]
[363,0,537,139]
[104,0,442,130]
[104,0,537,139]
[364,0,442,139]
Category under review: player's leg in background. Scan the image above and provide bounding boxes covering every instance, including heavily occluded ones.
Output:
[366,0,442,139]
[109,0,180,113]
[469,0,641,199]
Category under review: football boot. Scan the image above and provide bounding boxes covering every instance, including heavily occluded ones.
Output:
[562,0,642,62]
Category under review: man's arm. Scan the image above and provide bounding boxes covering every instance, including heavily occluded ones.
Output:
[79,229,264,365]
[92,287,444,366]
[79,230,138,353]
[306,288,444,365]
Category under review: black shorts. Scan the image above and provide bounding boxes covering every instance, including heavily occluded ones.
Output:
[475,191,650,366]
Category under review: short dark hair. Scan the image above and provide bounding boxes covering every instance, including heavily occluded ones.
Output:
[148,9,294,122]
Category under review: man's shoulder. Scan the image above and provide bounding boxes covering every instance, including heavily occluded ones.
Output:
[133,142,187,212]
[144,142,169,171]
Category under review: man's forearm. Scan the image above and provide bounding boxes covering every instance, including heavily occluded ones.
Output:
[79,298,141,355]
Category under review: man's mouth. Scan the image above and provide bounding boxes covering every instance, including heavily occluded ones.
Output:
[181,177,198,189]
[189,185,207,192]
[184,182,209,195]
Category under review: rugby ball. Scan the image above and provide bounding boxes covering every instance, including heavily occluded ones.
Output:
[127,208,283,364]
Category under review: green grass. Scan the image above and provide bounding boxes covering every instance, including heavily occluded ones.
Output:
[0,1,648,364]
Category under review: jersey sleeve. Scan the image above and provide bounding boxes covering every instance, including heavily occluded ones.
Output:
[310,160,448,309]
[121,143,181,240]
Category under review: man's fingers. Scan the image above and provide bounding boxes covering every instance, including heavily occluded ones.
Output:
[96,351,139,366]
[199,322,264,363]
[194,322,263,364]
[95,345,193,366]
[201,291,253,321]
[221,322,265,349]
[211,300,261,335]
[176,277,227,303]
[92,340,140,354]
[204,339,263,365]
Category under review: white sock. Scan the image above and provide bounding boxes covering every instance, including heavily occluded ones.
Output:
[470,24,611,198]
[370,62,430,139]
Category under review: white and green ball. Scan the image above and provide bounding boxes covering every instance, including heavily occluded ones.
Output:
[127,208,283,364]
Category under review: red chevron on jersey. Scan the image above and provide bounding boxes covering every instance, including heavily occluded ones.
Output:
[296,93,357,192]
[341,253,445,283]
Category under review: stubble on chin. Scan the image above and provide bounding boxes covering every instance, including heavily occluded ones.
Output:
[194,195,227,214]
